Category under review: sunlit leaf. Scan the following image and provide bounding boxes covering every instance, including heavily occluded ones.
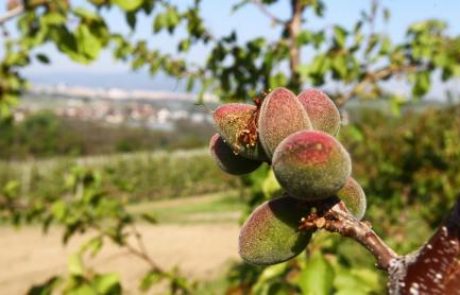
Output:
[68,253,85,276]
[139,271,163,291]
[112,0,143,12]
[93,273,121,294]
[297,253,334,295]
[333,26,347,48]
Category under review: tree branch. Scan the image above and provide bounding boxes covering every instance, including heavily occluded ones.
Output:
[286,0,305,91]
[299,198,398,271]
[250,0,285,25]
[388,195,460,294]
[298,195,460,293]
[0,4,24,25]
[90,223,164,273]
[128,223,164,272]
[334,64,419,107]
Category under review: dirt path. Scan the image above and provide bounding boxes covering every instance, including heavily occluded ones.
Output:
[0,223,241,294]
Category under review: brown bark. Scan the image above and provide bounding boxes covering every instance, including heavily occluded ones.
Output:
[0,2,24,25]
[388,196,460,295]
[286,0,305,91]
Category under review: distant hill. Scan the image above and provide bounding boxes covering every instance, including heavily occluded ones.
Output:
[24,71,192,92]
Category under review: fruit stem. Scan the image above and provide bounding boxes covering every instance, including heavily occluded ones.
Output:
[299,198,398,270]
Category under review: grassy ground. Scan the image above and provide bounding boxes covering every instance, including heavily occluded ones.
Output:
[128,190,246,224]
[0,148,240,203]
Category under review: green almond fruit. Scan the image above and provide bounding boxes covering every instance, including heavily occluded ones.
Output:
[258,87,312,158]
[209,133,262,175]
[213,103,267,161]
[297,89,341,136]
[239,196,312,265]
[273,130,351,200]
[337,177,367,220]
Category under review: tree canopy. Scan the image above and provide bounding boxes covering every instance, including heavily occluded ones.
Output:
[1,0,460,117]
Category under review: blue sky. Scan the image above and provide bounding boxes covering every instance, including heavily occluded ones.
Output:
[0,0,459,93]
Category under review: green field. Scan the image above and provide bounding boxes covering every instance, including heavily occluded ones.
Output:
[128,190,246,224]
[0,148,241,205]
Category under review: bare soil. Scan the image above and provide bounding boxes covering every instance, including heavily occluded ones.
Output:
[0,223,241,294]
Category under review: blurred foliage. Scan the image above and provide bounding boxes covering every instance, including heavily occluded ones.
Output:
[341,104,460,253]
[3,165,194,294]
[226,233,384,295]
[0,111,214,159]
[0,149,239,206]
[2,0,460,117]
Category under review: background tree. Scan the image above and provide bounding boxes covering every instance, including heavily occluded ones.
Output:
[1,0,460,114]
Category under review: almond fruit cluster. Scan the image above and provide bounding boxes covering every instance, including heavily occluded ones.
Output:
[209,87,366,265]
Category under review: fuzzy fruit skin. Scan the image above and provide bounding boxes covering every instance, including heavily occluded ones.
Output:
[297,89,341,136]
[213,103,267,161]
[258,87,312,158]
[273,130,351,200]
[337,177,367,220]
[209,133,262,175]
[239,195,312,265]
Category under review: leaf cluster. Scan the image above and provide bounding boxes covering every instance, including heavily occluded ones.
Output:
[2,0,460,118]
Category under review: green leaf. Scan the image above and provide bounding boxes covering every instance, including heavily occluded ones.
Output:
[379,36,392,55]
[231,0,250,12]
[81,236,104,257]
[383,8,391,22]
[365,34,379,55]
[258,262,287,282]
[73,7,100,20]
[126,11,137,30]
[346,126,364,142]
[139,271,163,291]
[413,71,431,97]
[26,276,62,295]
[311,54,329,75]
[178,39,191,52]
[269,72,287,88]
[331,55,347,79]
[313,0,325,17]
[165,7,180,34]
[186,77,195,92]
[312,31,325,49]
[3,180,20,198]
[68,253,85,276]
[252,263,288,294]
[334,268,381,295]
[140,212,158,224]
[49,27,86,63]
[153,13,167,33]
[297,30,312,45]
[333,26,347,48]
[353,21,363,33]
[297,253,335,295]
[36,53,50,64]
[40,13,66,26]
[112,0,143,12]
[68,284,95,295]
[76,25,102,60]
[93,273,121,294]
[51,200,67,221]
